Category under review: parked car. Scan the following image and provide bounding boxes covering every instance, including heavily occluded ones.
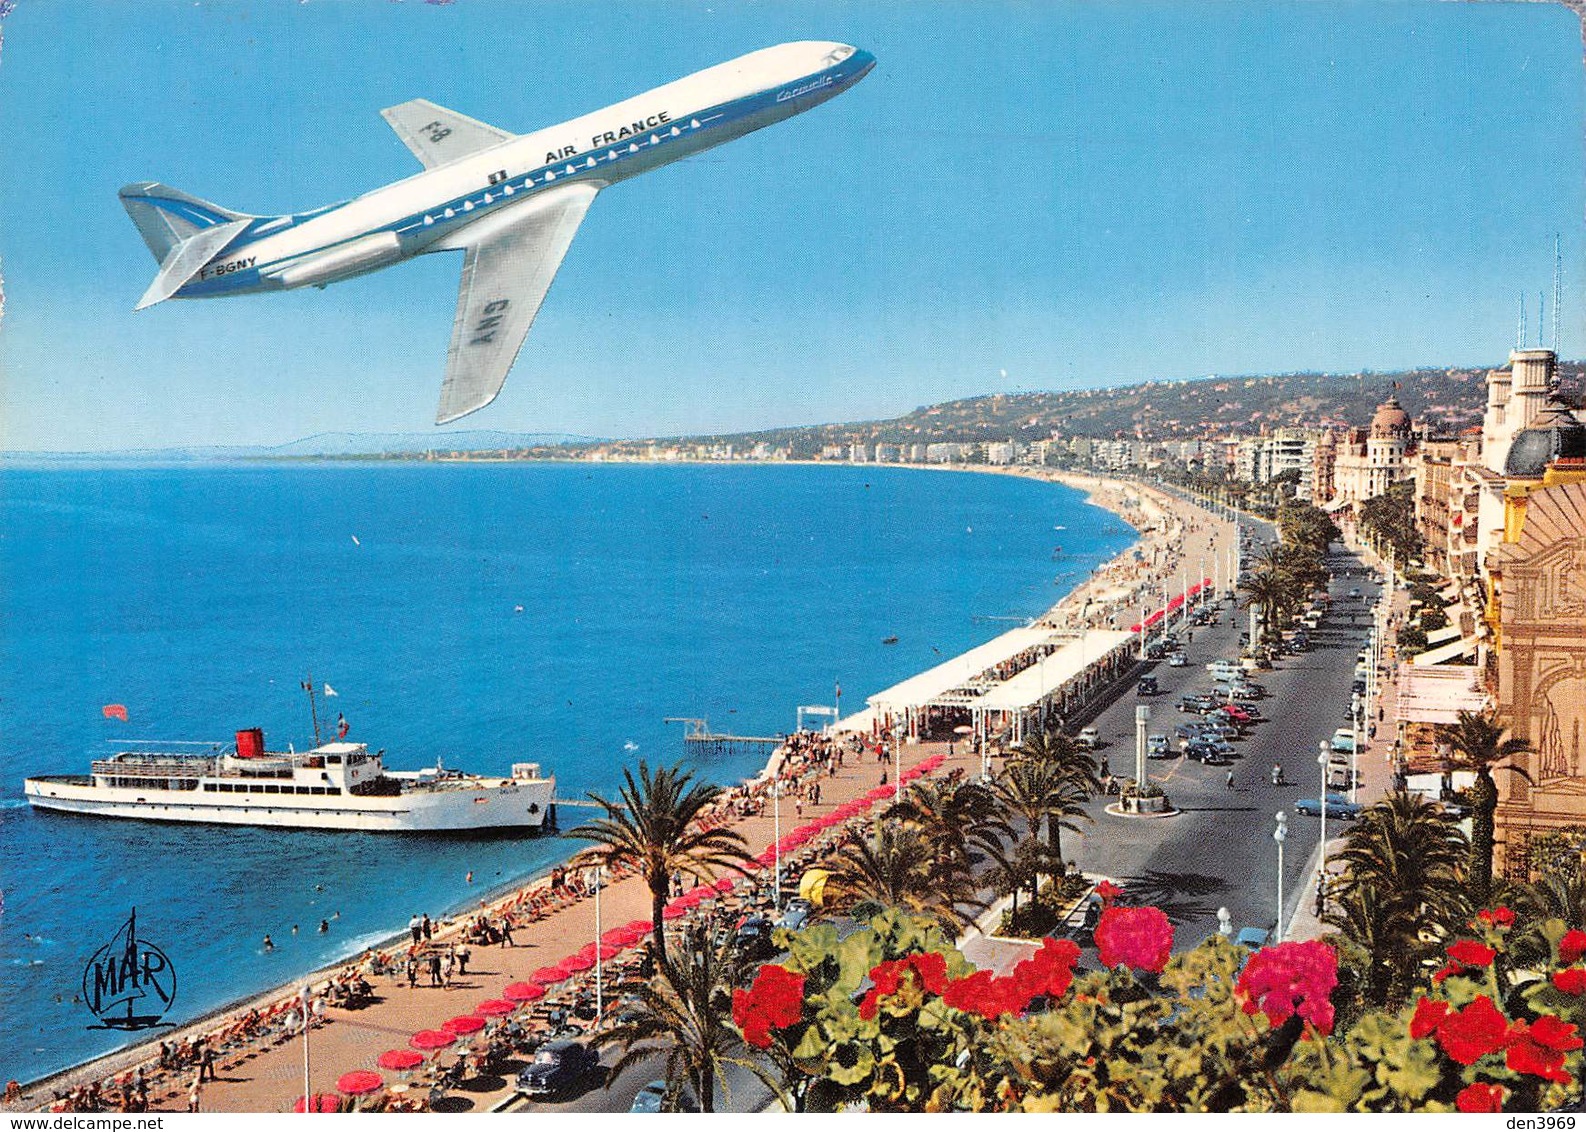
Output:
[733,913,775,961]
[776,898,814,932]
[1076,726,1101,749]
[1137,676,1159,696]
[1177,694,1217,713]
[1185,743,1233,766]
[1147,734,1172,758]
[629,1080,699,1113]
[1167,651,1188,667]
[516,1039,602,1098]
[1330,728,1358,753]
[1294,795,1363,820]
[1234,927,1270,949]
[1218,704,1255,724]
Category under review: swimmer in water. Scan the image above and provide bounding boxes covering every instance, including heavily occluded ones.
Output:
[263,935,275,952]
[318,920,329,934]
[291,925,299,935]
[465,871,473,885]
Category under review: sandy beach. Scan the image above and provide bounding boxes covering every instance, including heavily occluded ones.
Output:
[8,469,1236,1114]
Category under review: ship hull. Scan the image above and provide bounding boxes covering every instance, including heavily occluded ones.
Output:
[23,775,556,833]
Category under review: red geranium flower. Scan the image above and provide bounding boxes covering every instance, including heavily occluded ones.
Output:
[1504,1015,1582,1085]
[1447,939,1497,968]
[1435,995,1509,1066]
[1431,962,1461,985]
[1094,880,1124,906]
[731,964,805,1048]
[1094,905,1173,973]
[1561,929,1586,966]
[1009,938,1081,1003]
[942,969,1024,1020]
[1234,939,1339,1035]
[858,952,951,1020]
[1476,907,1515,929]
[1455,1082,1507,1112]
[1556,968,1586,996]
[1410,996,1451,1041]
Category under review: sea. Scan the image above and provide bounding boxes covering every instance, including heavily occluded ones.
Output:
[0,460,1134,1086]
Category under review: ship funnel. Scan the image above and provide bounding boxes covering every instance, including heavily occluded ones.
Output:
[236,727,264,759]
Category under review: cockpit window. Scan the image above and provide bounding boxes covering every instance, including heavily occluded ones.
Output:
[822,46,854,65]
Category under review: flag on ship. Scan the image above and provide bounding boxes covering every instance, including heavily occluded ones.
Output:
[323,684,338,697]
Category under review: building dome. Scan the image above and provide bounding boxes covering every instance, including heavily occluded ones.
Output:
[1369,396,1413,439]
[1503,399,1586,479]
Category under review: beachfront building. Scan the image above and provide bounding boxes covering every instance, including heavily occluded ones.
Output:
[1325,396,1417,510]
[1480,398,1586,878]
[1233,428,1318,496]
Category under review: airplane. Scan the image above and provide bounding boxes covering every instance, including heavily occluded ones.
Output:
[120,41,875,424]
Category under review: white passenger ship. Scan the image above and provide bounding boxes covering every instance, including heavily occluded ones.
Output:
[24,727,557,834]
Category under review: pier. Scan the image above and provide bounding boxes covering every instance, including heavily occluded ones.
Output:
[664,717,784,760]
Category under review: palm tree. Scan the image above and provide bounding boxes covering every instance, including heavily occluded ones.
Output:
[1436,710,1533,901]
[1325,790,1470,1007]
[567,760,754,962]
[882,776,1010,878]
[1238,565,1290,647]
[820,820,980,932]
[597,923,782,1113]
[993,757,1092,881]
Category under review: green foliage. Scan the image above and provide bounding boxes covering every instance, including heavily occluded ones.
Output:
[1358,481,1421,564]
[743,905,1586,1112]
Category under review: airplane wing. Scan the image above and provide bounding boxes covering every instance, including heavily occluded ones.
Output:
[380,98,516,169]
[434,183,599,424]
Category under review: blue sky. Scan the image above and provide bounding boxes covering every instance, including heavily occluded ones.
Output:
[0,0,1581,451]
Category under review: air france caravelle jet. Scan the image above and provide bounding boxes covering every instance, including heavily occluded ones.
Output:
[120,42,875,424]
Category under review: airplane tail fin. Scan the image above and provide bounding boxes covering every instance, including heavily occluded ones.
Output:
[119,182,256,264]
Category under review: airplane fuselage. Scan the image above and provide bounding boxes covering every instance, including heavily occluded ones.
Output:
[177,42,874,299]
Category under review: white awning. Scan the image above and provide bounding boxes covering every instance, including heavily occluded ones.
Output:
[1321,497,1352,512]
[975,631,1136,712]
[1411,636,1479,666]
[867,627,1060,711]
[1395,663,1490,722]
[1424,624,1462,645]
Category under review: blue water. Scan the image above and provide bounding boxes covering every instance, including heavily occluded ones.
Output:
[0,461,1132,1084]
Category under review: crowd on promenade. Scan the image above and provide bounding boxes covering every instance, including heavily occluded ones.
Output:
[33,725,897,1115]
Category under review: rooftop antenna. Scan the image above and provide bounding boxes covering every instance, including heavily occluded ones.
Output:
[1553,233,1563,355]
[1539,291,1546,349]
[1517,293,1527,350]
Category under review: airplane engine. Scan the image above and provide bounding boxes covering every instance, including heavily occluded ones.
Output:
[269,231,404,289]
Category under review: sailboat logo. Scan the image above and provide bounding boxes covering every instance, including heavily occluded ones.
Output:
[81,908,177,1030]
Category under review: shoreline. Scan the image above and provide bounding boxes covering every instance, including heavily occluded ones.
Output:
[12,466,1215,1108]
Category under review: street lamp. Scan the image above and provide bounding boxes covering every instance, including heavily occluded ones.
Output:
[772,774,782,912]
[892,725,902,805]
[590,865,604,1027]
[1317,741,1330,885]
[1273,812,1288,940]
[1350,695,1362,805]
[300,983,312,1116]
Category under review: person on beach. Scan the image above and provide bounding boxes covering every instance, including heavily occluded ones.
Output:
[187,1075,201,1113]
[409,913,423,943]
[499,917,515,947]
[422,914,433,941]
[199,1042,216,1082]
[406,953,418,988]
[456,943,470,975]
[428,952,442,987]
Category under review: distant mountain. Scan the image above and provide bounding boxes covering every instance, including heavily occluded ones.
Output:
[644,361,1586,452]
[2,431,597,461]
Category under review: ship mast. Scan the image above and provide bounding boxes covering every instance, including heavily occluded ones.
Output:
[301,675,323,748]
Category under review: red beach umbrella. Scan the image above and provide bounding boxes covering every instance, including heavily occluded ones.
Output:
[337,1070,384,1096]
[441,1015,486,1036]
[623,918,652,933]
[602,926,641,948]
[294,1094,340,1113]
[584,942,621,961]
[661,903,689,920]
[377,1049,425,1072]
[559,952,594,973]
[531,966,567,984]
[409,1029,455,1052]
[674,888,706,908]
[713,876,736,893]
[475,999,516,1017]
[503,982,545,1003]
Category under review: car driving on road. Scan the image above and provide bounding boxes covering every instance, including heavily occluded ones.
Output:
[516,1039,602,1099]
[1294,795,1362,820]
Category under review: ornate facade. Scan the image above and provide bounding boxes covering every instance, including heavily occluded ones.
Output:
[1487,409,1586,878]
